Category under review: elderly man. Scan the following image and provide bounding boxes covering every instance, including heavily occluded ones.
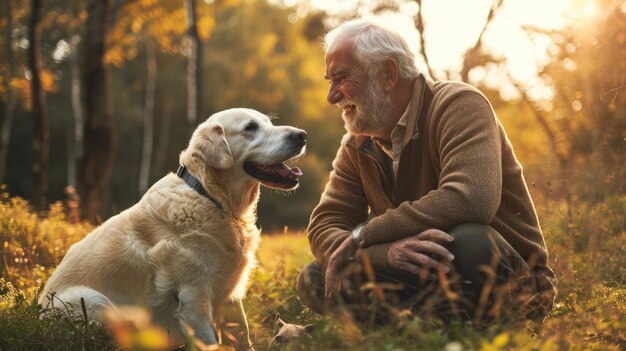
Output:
[297,18,556,325]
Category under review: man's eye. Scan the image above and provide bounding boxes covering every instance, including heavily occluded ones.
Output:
[328,77,343,85]
[244,121,259,132]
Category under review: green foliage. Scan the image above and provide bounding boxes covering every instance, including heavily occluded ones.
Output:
[1,0,343,229]
[528,0,626,200]
[2,193,623,350]
[1,1,625,348]
[0,186,93,292]
[0,279,117,350]
[539,195,625,286]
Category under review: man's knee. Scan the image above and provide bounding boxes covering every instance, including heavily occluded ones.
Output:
[446,223,494,265]
[448,223,526,272]
[448,223,490,243]
[445,223,531,297]
[444,224,508,296]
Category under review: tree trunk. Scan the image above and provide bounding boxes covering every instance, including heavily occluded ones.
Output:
[67,34,83,188]
[138,39,157,195]
[78,0,115,222]
[28,0,50,210]
[0,0,16,184]
[185,0,202,137]
[153,105,172,181]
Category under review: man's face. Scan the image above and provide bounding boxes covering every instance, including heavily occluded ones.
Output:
[325,41,391,136]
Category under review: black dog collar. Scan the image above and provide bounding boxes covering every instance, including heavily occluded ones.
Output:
[176,164,224,211]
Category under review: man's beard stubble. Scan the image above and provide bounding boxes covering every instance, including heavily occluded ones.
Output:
[342,79,392,137]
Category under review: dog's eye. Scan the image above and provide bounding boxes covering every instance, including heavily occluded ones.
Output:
[244,121,259,133]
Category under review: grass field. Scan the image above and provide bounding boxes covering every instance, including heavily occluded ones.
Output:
[0,191,624,350]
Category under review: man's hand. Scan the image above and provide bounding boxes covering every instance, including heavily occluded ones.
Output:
[324,235,358,298]
[388,229,455,274]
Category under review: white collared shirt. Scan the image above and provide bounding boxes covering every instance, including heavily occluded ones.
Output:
[390,101,412,176]
[377,99,413,178]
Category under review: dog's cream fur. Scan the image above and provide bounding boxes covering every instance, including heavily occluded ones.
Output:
[39,108,306,348]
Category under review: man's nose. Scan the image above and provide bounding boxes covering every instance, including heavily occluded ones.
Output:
[327,85,343,105]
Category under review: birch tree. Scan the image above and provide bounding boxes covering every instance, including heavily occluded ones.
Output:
[138,38,157,195]
[28,0,50,210]
[185,0,202,137]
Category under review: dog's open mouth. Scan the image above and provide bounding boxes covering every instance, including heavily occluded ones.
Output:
[243,161,303,189]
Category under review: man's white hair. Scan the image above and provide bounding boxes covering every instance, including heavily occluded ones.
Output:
[323,17,420,79]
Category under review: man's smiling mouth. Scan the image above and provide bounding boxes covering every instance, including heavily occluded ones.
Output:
[337,102,356,114]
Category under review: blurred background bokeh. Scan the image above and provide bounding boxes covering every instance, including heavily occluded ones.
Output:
[0,0,624,231]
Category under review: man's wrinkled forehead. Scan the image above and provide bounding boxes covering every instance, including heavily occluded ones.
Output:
[324,40,358,80]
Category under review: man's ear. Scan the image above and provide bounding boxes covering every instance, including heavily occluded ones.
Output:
[190,123,233,169]
[382,57,400,92]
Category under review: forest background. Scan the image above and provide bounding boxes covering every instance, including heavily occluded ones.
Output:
[0,0,624,231]
[0,0,624,349]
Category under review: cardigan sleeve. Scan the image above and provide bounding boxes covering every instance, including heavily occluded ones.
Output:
[307,139,394,271]
[359,90,503,248]
[306,136,370,267]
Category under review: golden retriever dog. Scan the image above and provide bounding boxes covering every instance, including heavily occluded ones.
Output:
[39,108,306,349]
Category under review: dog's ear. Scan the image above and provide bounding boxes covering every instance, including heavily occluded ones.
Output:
[277,317,286,326]
[190,123,233,169]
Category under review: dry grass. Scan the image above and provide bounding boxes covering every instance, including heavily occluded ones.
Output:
[0,189,624,350]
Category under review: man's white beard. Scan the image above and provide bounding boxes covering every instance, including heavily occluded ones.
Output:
[344,79,392,137]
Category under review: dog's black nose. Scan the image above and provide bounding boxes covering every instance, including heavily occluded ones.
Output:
[289,130,307,147]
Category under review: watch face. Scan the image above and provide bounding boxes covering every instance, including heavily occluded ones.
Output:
[351,226,364,247]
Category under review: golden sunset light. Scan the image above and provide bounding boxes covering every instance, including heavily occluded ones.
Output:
[299,0,605,99]
[1,0,624,349]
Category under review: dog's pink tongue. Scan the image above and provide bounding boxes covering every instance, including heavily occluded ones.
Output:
[270,164,303,177]
[290,167,303,177]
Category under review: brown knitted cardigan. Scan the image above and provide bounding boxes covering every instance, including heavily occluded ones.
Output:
[307,74,556,282]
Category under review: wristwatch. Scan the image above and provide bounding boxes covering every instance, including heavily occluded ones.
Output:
[351,225,365,248]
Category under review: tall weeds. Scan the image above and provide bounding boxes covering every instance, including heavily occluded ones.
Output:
[0,189,623,350]
[0,187,93,293]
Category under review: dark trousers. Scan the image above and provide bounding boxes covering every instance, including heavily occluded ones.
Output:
[297,224,555,325]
